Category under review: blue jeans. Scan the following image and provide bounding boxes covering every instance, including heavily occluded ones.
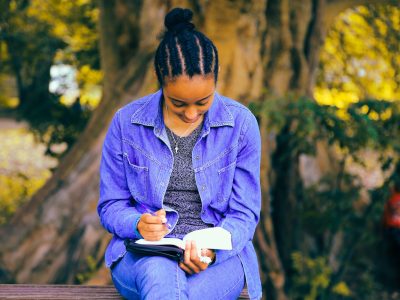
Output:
[110,252,245,299]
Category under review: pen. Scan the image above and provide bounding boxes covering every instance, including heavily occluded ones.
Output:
[137,202,172,229]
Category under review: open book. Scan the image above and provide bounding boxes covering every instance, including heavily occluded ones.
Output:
[135,227,232,251]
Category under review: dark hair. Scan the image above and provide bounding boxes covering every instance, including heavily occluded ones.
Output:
[154,7,219,86]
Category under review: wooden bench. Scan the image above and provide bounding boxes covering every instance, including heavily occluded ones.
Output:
[0,284,250,299]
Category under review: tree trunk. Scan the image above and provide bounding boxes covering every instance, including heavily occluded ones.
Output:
[0,0,380,298]
[0,0,162,284]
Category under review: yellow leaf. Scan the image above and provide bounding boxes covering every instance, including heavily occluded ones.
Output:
[332,281,352,297]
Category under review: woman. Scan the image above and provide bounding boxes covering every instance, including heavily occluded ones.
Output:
[97,7,262,300]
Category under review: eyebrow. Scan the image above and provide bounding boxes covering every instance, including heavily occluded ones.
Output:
[169,92,213,103]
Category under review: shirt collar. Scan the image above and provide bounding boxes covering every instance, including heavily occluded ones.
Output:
[130,89,234,130]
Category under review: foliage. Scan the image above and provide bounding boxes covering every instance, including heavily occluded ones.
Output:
[315,4,400,107]
[0,174,48,224]
[332,282,352,297]
[290,252,352,299]
[75,255,97,284]
[26,0,103,108]
[0,127,56,225]
[0,0,100,159]
[254,95,400,299]
[290,252,333,300]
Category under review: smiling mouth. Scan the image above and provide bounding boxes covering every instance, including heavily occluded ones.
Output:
[182,116,201,123]
[180,114,202,123]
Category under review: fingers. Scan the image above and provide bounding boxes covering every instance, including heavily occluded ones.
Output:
[140,213,169,229]
[155,209,168,225]
[179,261,192,274]
[141,212,165,224]
[139,229,168,241]
[154,209,166,218]
[179,241,210,274]
[204,249,216,262]
[140,223,167,232]
[137,213,169,241]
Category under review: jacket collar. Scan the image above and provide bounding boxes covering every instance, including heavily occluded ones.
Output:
[130,89,234,131]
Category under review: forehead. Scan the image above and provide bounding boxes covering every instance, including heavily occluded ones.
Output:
[163,75,215,102]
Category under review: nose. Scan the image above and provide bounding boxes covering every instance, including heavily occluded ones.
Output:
[184,107,199,121]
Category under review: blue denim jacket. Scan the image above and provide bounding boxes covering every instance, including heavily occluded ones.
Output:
[98,90,262,299]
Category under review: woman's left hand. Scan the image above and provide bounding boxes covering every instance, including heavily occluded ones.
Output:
[179,240,215,274]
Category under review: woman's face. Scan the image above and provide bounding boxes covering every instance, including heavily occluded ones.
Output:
[162,75,216,124]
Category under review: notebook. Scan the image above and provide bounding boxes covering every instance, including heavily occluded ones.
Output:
[124,227,232,262]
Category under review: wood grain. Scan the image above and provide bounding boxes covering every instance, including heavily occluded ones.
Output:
[0,285,250,299]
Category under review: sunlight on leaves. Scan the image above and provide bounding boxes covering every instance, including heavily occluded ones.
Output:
[0,126,57,224]
[332,281,352,297]
[316,5,400,108]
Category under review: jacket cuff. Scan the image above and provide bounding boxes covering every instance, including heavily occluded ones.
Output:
[134,215,143,239]
[115,212,142,239]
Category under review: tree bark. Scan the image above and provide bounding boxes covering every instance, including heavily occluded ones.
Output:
[0,0,163,284]
[0,0,382,298]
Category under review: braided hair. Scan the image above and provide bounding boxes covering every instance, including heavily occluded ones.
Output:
[154,7,219,87]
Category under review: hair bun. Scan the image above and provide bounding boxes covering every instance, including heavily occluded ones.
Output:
[165,8,195,34]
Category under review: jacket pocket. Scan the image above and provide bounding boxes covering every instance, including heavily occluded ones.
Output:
[123,152,148,202]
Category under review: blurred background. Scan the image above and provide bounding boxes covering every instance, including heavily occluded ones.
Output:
[0,1,399,299]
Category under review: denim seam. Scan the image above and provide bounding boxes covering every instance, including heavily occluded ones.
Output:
[122,138,161,165]
[175,262,181,300]
[193,143,239,172]
[108,250,127,268]
[238,112,250,151]
[122,153,149,170]
[130,97,152,124]
[217,160,237,174]
[225,103,251,112]
[112,272,138,294]
[217,269,245,300]
[220,97,234,121]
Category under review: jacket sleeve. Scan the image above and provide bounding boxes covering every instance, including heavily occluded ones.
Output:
[214,112,261,265]
[97,109,142,239]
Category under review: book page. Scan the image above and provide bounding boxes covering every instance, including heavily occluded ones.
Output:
[135,238,185,249]
[183,227,232,250]
[134,227,232,251]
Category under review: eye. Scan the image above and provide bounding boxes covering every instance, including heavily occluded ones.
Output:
[197,98,210,106]
[170,99,186,107]
[173,102,186,108]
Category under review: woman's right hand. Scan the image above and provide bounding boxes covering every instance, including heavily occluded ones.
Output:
[137,209,169,241]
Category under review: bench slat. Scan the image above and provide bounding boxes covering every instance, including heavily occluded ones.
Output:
[0,285,122,299]
[0,285,249,299]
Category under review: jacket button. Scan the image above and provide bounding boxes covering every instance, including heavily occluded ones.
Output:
[201,185,206,191]
[195,155,200,160]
